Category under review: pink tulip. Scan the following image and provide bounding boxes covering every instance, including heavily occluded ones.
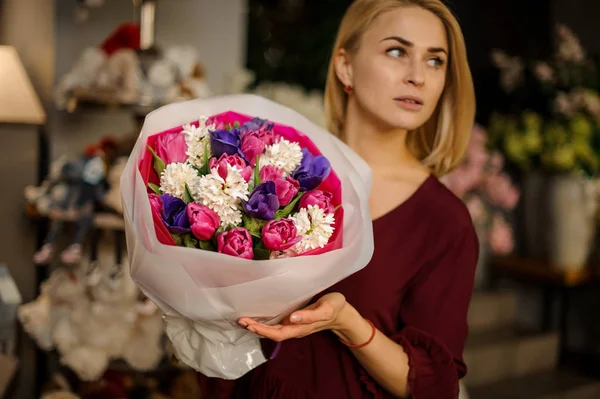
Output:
[209,154,252,182]
[241,132,266,167]
[260,165,284,182]
[186,203,220,241]
[217,228,254,259]
[148,193,163,215]
[262,219,302,251]
[274,177,300,206]
[298,190,335,214]
[155,132,188,164]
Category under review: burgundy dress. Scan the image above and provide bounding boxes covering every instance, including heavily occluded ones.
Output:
[201,174,479,399]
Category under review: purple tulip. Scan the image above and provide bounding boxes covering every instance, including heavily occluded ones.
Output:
[292,148,331,191]
[243,181,280,220]
[160,194,191,234]
[210,127,245,160]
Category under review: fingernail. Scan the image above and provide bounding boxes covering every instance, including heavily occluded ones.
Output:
[290,314,301,323]
[238,320,248,327]
[247,326,257,333]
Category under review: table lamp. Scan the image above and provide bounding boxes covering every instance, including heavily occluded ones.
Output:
[0,45,48,183]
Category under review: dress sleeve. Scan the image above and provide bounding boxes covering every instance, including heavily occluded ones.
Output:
[361,226,478,399]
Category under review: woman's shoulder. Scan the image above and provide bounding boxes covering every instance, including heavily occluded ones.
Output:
[418,175,474,236]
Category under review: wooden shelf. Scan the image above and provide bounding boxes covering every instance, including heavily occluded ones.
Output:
[490,256,598,287]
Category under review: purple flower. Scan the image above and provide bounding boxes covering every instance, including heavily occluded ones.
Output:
[241,118,274,135]
[292,148,331,191]
[160,194,191,234]
[210,128,245,160]
[243,181,280,220]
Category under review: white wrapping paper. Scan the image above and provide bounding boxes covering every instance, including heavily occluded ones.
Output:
[120,94,374,379]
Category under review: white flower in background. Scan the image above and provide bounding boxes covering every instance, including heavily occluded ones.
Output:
[183,117,215,168]
[490,49,524,93]
[160,162,201,199]
[534,62,555,84]
[556,24,585,63]
[195,165,249,227]
[554,91,576,117]
[289,205,335,253]
[226,68,327,128]
[259,138,303,177]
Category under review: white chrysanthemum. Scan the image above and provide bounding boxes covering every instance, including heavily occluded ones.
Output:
[259,138,303,177]
[160,162,201,199]
[196,165,249,227]
[183,117,215,168]
[289,205,335,253]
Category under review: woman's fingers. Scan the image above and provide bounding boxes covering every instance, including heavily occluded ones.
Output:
[289,302,334,324]
[246,323,310,342]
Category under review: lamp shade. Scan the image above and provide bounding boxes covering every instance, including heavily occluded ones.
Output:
[0,45,46,124]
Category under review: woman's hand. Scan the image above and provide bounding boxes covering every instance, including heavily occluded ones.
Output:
[238,292,349,342]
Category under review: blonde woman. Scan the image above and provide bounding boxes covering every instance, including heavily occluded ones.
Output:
[205,1,478,398]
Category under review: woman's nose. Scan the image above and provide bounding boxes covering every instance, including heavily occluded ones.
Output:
[403,61,425,87]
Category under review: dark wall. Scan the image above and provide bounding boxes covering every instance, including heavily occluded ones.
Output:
[246,0,557,123]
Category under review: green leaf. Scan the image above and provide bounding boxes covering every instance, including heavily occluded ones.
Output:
[183,233,199,249]
[275,191,304,220]
[171,233,183,246]
[224,123,233,131]
[253,247,271,261]
[148,182,162,195]
[184,184,194,204]
[242,214,267,238]
[334,204,342,212]
[253,156,262,188]
[147,145,166,176]
[199,239,216,251]
[191,165,203,176]
[234,121,241,129]
[200,140,210,176]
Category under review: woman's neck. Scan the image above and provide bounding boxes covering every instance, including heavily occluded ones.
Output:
[343,100,420,170]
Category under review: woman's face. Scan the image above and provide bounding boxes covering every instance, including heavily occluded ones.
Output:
[339,6,449,131]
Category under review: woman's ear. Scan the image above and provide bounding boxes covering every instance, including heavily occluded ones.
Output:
[334,49,353,88]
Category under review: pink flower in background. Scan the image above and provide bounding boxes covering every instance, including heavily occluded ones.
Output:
[489,151,504,173]
[444,165,483,198]
[489,215,514,255]
[465,196,486,224]
[209,154,252,182]
[155,132,188,164]
[467,125,490,169]
[486,173,520,210]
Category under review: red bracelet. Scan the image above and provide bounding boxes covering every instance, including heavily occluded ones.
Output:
[339,318,376,349]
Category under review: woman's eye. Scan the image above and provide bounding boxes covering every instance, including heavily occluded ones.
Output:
[428,57,446,68]
[386,47,405,58]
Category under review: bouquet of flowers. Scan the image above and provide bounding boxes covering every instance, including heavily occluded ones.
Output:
[120,94,373,379]
[488,24,600,176]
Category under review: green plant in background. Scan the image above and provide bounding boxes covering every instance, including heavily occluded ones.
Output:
[488,24,600,177]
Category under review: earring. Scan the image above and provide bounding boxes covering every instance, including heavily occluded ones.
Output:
[344,85,353,95]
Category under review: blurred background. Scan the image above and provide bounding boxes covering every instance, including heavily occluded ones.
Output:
[1,0,600,398]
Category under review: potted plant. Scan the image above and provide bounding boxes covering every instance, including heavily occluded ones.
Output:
[487,24,600,270]
[443,124,520,289]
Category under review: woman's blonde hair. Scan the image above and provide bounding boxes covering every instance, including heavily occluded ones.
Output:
[324,0,475,176]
